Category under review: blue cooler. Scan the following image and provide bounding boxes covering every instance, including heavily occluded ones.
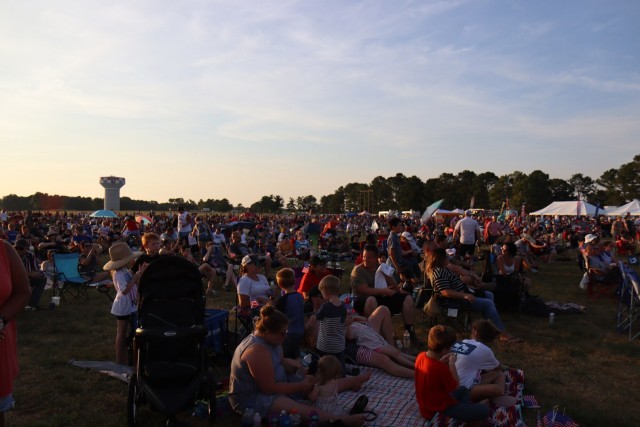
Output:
[205,309,228,354]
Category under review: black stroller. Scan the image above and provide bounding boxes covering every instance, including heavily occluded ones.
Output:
[127,256,215,426]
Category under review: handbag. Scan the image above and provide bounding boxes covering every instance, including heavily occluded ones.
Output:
[423,295,441,316]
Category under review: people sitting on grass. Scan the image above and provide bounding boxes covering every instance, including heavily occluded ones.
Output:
[274,268,305,359]
[298,255,330,313]
[177,244,218,296]
[202,241,237,292]
[345,306,416,379]
[229,306,369,426]
[426,248,520,343]
[415,325,490,424]
[314,276,349,375]
[13,239,46,311]
[350,244,418,344]
[237,255,271,311]
[454,320,517,407]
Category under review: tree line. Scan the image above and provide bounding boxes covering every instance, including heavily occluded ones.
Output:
[2,155,638,214]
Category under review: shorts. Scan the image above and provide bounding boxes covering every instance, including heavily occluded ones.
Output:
[345,340,377,366]
[0,394,15,412]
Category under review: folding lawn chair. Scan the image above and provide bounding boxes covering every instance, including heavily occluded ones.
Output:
[583,253,619,301]
[616,264,640,341]
[53,253,92,301]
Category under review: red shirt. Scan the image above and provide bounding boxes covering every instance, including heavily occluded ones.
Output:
[298,269,329,295]
[414,352,458,419]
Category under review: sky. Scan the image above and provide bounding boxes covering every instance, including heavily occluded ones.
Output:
[1,0,639,207]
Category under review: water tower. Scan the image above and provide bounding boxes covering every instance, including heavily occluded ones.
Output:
[100,176,125,211]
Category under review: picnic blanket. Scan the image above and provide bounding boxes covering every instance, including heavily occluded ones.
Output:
[335,365,525,427]
[69,359,132,383]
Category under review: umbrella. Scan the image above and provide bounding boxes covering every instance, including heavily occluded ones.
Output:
[90,209,119,218]
[135,214,152,225]
[421,199,444,224]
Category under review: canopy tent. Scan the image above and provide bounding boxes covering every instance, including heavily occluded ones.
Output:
[89,209,118,218]
[529,201,605,217]
[606,199,640,217]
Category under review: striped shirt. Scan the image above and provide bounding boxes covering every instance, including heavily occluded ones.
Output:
[316,301,347,353]
[430,267,466,294]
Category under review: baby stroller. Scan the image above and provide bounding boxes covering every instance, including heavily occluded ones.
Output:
[127,256,215,426]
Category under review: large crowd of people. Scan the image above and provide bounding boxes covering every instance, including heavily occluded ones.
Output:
[1,205,638,425]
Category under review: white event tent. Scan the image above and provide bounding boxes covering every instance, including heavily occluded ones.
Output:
[606,199,640,217]
[530,201,605,217]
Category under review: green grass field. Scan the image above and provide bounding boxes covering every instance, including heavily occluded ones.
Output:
[7,253,640,426]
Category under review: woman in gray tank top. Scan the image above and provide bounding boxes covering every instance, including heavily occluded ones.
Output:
[229,305,370,426]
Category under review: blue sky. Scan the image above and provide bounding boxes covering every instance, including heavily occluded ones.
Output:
[1,0,639,206]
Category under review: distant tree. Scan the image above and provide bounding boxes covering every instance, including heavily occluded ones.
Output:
[548,178,574,201]
[523,170,552,211]
[319,188,345,213]
[370,176,393,211]
[287,198,297,211]
[342,183,369,212]
[616,154,640,201]
[249,195,283,213]
[568,173,596,201]
[396,175,426,210]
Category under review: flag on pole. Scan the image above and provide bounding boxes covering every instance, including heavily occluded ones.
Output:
[470,195,475,209]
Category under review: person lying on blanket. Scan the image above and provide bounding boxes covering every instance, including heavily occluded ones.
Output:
[415,325,490,424]
[229,305,370,427]
[345,306,416,379]
[454,320,517,407]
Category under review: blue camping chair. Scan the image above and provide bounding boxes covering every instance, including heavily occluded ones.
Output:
[53,253,92,301]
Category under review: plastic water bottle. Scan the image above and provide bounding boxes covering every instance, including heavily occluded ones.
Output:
[308,410,320,427]
[242,406,254,427]
[279,409,291,427]
[403,330,411,350]
[302,353,313,368]
[289,408,302,427]
[252,411,262,427]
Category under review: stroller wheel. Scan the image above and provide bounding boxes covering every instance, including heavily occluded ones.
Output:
[207,368,217,421]
[127,373,140,427]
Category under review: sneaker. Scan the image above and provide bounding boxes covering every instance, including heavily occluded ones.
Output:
[24,306,37,311]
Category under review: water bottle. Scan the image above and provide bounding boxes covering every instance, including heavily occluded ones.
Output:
[308,410,320,427]
[302,353,313,368]
[241,406,254,427]
[279,409,291,427]
[403,330,411,350]
[289,408,302,427]
[252,411,262,427]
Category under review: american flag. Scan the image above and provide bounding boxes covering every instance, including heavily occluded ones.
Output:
[542,410,580,427]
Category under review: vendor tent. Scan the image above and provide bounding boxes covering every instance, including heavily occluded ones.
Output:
[606,199,640,216]
[530,201,604,217]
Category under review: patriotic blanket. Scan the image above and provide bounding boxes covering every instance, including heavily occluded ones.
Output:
[336,366,525,427]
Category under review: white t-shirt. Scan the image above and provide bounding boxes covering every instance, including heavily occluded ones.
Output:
[454,217,480,245]
[454,339,500,388]
[237,274,270,301]
[177,211,192,233]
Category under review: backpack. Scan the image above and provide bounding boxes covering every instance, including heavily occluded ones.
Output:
[520,295,550,317]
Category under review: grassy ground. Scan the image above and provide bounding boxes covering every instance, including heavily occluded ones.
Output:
[7,253,640,426]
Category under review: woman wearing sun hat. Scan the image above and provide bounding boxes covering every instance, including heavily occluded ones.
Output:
[103,242,143,365]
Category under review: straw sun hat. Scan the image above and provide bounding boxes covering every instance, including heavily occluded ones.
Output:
[103,242,143,271]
